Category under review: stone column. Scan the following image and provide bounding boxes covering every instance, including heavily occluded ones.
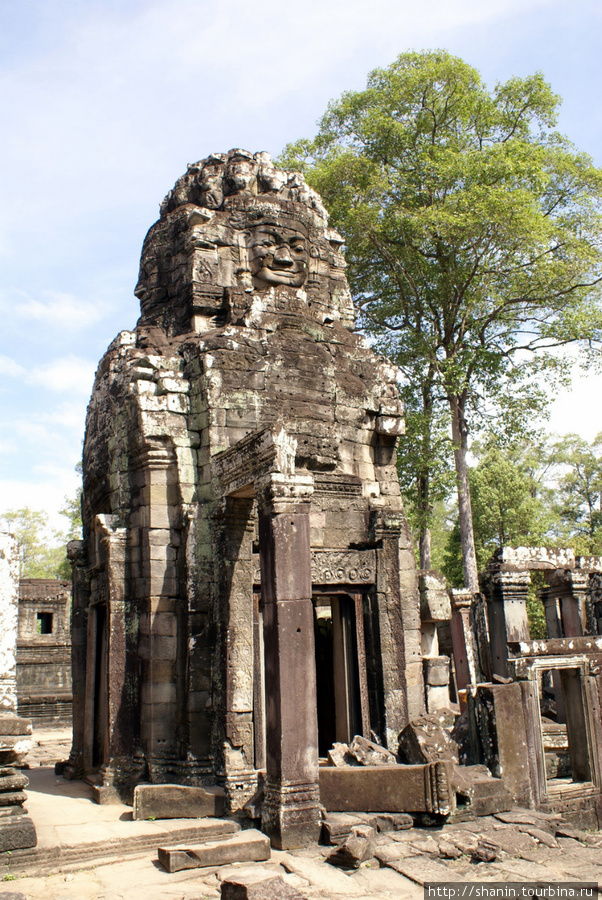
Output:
[0,532,36,851]
[257,472,321,850]
[62,539,89,778]
[419,572,451,712]
[449,589,480,695]
[481,568,530,679]
[371,510,421,745]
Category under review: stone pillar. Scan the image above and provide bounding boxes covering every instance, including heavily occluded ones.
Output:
[63,540,89,778]
[0,532,36,850]
[371,510,421,745]
[219,496,258,812]
[419,572,451,712]
[481,568,530,679]
[84,514,141,802]
[449,589,480,695]
[257,473,321,850]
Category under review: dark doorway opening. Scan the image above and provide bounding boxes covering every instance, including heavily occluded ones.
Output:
[36,612,53,635]
[313,594,362,757]
[92,605,108,768]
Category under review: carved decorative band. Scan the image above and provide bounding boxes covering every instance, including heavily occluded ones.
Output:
[253,549,376,586]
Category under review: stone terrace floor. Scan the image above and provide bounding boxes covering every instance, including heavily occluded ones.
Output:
[2,735,602,900]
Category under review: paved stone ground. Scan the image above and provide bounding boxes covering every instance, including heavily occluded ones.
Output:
[2,759,601,900]
[21,725,72,770]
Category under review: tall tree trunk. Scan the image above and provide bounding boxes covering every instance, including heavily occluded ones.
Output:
[416,368,435,571]
[419,526,431,571]
[449,393,479,592]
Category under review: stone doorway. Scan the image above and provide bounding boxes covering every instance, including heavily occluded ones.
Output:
[87,603,108,771]
[539,665,592,786]
[313,593,362,756]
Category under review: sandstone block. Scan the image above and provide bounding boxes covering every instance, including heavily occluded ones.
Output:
[0,814,36,852]
[327,824,375,868]
[158,829,270,872]
[346,735,397,767]
[133,783,226,820]
[221,872,308,900]
[398,713,459,765]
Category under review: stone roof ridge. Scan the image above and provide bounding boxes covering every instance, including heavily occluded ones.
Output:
[159,148,329,225]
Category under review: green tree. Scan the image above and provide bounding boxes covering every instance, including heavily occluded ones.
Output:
[551,432,602,553]
[0,507,66,579]
[280,50,602,591]
[442,433,557,584]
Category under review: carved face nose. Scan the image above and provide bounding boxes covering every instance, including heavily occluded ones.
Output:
[273,245,293,266]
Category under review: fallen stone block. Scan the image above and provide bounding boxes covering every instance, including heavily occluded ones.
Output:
[368,812,413,832]
[319,761,454,815]
[327,825,375,869]
[398,714,459,765]
[321,812,364,845]
[452,765,512,817]
[133,783,226,820]
[346,735,397,767]
[158,829,270,873]
[437,838,463,859]
[221,871,308,900]
[327,743,354,767]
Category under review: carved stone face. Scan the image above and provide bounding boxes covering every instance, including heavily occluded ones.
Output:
[199,163,224,209]
[248,225,309,289]
[226,155,257,194]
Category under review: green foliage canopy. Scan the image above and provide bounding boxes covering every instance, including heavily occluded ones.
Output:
[280,50,602,588]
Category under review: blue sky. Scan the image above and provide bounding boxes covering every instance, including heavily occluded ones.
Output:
[0,0,601,531]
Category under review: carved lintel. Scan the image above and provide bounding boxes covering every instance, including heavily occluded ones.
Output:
[253,548,376,586]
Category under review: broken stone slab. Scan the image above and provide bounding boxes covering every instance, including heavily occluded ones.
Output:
[452,765,512,817]
[221,872,308,900]
[367,812,413,833]
[493,809,562,832]
[374,842,418,864]
[517,825,559,848]
[441,830,479,855]
[346,735,398,767]
[479,827,538,857]
[398,714,459,765]
[158,829,270,873]
[437,838,463,859]
[320,812,364,845]
[385,855,469,884]
[326,825,375,869]
[327,742,355,767]
[555,824,590,842]
[133,783,226,820]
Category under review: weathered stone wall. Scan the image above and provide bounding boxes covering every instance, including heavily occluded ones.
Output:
[76,150,424,817]
[17,579,72,725]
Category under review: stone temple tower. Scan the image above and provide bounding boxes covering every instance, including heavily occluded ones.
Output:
[70,150,423,848]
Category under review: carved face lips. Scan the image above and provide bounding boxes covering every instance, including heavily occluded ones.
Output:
[249,225,309,289]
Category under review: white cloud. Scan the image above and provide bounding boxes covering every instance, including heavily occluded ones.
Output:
[0,355,25,377]
[27,356,96,395]
[0,475,81,533]
[18,291,105,331]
